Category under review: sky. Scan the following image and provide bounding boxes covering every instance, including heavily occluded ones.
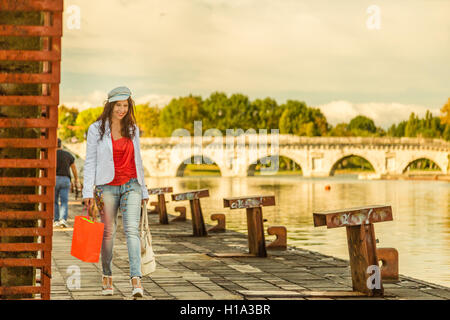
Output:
[60,0,450,129]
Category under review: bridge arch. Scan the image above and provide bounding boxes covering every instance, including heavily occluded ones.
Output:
[398,152,447,175]
[247,155,303,176]
[175,155,223,177]
[402,157,443,173]
[328,154,378,176]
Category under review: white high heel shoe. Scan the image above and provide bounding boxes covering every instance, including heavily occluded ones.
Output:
[102,275,114,296]
[130,276,143,298]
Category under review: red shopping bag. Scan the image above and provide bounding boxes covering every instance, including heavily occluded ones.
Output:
[70,206,104,263]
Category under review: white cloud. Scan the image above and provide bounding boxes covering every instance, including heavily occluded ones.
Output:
[134,94,174,108]
[317,101,442,129]
[61,1,450,112]
[61,91,173,111]
[61,90,106,111]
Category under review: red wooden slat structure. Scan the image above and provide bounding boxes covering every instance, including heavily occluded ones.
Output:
[0,1,63,300]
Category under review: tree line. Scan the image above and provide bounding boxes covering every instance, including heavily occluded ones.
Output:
[58,93,450,141]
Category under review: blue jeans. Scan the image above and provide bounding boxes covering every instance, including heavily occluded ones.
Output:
[54,176,71,222]
[94,178,142,278]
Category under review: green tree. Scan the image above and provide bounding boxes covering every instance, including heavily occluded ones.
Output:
[329,123,351,136]
[58,105,78,140]
[348,115,377,134]
[202,92,258,133]
[279,100,307,135]
[405,113,419,137]
[226,93,253,131]
[74,107,103,141]
[135,103,161,137]
[201,92,230,132]
[388,121,407,137]
[159,95,203,136]
[443,124,450,141]
[251,97,282,130]
[440,98,450,125]
[279,100,328,136]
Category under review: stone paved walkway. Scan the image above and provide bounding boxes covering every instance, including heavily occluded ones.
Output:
[50,194,450,300]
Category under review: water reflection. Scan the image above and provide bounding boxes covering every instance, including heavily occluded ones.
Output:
[145,176,450,287]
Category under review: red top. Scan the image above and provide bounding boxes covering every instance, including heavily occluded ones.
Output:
[108,136,137,186]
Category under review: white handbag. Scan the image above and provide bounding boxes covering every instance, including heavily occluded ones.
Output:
[140,202,156,275]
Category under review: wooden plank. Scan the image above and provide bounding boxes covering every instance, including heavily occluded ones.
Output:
[0,0,63,11]
[0,286,44,296]
[172,189,209,201]
[0,177,54,186]
[0,71,60,84]
[224,195,275,209]
[148,186,173,195]
[0,194,53,203]
[0,138,56,148]
[313,205,392,229]
[0,49,61,61]
[0,242,52,252]
[0,117,57,128]
[346,224,383,296]
[0,25,62,37]
[0,227,52,236]
[0,159,53,168]
[0,211,52,220]
[0,258,47,267]
[0,94,58,106]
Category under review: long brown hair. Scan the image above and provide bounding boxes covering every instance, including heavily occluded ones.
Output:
[96,96,137,141]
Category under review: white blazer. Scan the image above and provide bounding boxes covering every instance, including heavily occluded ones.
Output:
[82,119,149,200]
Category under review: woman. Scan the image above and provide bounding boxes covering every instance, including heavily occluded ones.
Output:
[82,86,149,298]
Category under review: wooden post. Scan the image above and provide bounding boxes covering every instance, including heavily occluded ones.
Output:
[313,205,394,296]
[148,187,173,225]
[208,195,275,258]
[171,189,209,237]
[157,194,168,225]
[246,207,267,257]
[346,224,383,296]
[189,198,207,237]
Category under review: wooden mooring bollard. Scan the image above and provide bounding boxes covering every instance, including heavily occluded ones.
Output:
[377,247,399,281]
[148,201,159,214]
[148,187,173,224]
[209,195,276,258]
[266,226,287,250]
[171,189,210,236]
[172,206,187,222]
[313,205,395,297]
[208,213,226,233]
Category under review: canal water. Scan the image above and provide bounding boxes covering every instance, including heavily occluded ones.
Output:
[145,175,450,287]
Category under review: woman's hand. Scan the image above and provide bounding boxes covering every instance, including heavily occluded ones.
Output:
[83,198,94,210]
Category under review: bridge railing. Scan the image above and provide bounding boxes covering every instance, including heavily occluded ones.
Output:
[136,135,450,150]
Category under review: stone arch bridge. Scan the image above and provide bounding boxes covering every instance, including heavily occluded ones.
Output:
[65,135,449,178]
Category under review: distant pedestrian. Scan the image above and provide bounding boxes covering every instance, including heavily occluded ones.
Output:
[55,138,79,228]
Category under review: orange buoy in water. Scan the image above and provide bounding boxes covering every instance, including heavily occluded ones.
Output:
[325,185,331,191]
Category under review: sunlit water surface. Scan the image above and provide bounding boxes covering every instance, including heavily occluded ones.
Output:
[145,175,450,287]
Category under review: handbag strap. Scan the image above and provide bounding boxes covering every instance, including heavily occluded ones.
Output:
[141,201,150,232]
